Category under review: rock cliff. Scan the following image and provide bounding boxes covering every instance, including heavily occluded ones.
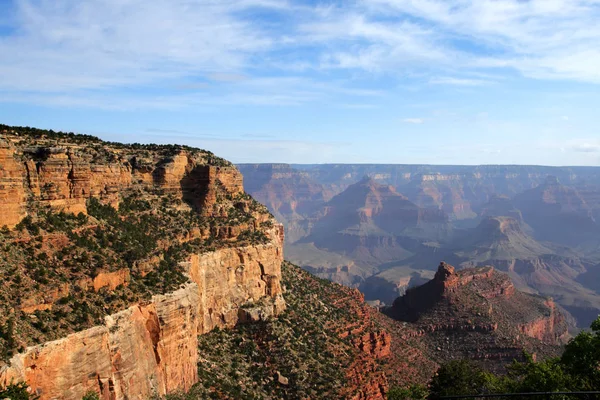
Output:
[295,177,451,284]
[1,285,200,400]
[386,263,569,371]
[0,125,285,399]
[182,261,567,399]
[1,127,247,226]
[186,261,437,400]
[1,236,287,400]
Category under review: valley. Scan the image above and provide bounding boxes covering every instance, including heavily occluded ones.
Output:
[239,163,600,327]
[0,124,596,399]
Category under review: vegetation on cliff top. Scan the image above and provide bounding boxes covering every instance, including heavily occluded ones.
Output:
[0,190,270,361]
[1,124,231,166]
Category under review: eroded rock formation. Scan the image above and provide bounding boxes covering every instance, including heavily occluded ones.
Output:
[385,263,569,370]
[0,126,286,400]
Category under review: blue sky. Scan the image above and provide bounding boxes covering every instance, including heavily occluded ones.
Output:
[1,0,600,165]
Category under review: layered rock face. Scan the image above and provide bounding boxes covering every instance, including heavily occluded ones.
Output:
[453,216,598,326]
[1,234,286,400]
[1,135,245,226]
[514,176,600,246]
[239,163,600,222]
[1,285,200,399]
[385,263,569,370]
[238,163,600,324]
[0,139,27,227]
[237,164,335,243]
[185,229,286,334]
[296,177,450,283]
[0,126,285,400]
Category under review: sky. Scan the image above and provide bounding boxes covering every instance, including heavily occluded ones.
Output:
[1,0,600,165]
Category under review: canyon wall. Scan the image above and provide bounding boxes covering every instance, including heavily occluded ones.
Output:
[0,140,28,227]
[0,128,286,399]
[0,231,285,400]
[240,163,600,222]
[388,263,568,346]
[0,133,245,228]
[0,285,200,400]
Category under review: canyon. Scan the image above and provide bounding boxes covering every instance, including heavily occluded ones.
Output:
[0,125,583,399]
[239,163,600,327]
[183,261,569,399]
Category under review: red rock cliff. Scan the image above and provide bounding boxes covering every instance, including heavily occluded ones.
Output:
[0,133,246,227]
[0,128,286,400]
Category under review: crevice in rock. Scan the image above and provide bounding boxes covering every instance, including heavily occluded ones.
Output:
[144,309,162,366]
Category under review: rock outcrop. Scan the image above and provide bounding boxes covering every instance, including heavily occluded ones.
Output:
[514,176,600,246]
[0,125,252,232]
[239,163,600,323]
[0,125,286,400]
[0,139,28,227]
[0,235,286,400]
[385,263,569,370]
[184,228,286,334]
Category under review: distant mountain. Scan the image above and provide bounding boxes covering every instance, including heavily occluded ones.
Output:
[293,177,451,284]
[514,176,600,246]
[308,177,450,241]
[239,163,600,327]
[237,164,334,242]
[480,194,527,225]
[451,217,600,325]
[454,216,553,262]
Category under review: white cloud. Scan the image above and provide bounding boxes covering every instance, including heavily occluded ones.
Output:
[0,0,282,92]
[0,75,379,110]
[1,0,600,110]
[363,0,600,82]
[403,118,424,124]
[572,143,600,153]
[429,77,494,86]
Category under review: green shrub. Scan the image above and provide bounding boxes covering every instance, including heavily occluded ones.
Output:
[387,384,428,400]
[81,390,100,400]
[0,382,38,400]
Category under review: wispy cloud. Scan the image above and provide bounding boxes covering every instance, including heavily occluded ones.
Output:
[403,118,425,124]
[429,77,494,86]
[1,0,600,111]
[572,143,600,153]
[364,0,600,82]
[0,0,281,92]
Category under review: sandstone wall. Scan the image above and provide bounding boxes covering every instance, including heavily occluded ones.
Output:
[0,141,245,227]
[185,226,286,334]
[0,285,199,400]
[0,140,27,227]
[518,299,569,344]
[0,234,286,400]
[0,136,285,399]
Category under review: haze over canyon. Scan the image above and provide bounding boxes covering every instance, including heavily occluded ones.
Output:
[239,163,600,328]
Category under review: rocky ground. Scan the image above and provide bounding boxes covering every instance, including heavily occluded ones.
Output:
[168,261,435,400]
[168,262,568,399]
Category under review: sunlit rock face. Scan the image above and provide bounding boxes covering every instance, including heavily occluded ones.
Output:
[0,126,285,399]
